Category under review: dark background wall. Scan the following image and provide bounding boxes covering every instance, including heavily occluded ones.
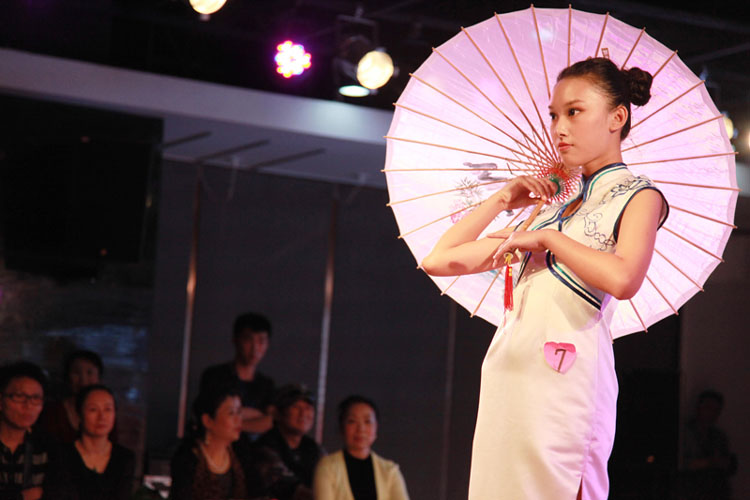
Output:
[146,160,736,499]
[146,160,496,498]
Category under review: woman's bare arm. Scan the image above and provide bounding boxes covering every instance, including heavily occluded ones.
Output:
[421,176,557,276]
[491,188,663,299]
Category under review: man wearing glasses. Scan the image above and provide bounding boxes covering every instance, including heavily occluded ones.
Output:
[0,362,49,500]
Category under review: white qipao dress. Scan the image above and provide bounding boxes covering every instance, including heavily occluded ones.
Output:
[468,163,668,500]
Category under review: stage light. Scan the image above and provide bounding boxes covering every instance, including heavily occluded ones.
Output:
[189,0,226,15]
[356,50,394,90]
[338,85,370,98]
[721,111,734,139]
[275,41,312,79]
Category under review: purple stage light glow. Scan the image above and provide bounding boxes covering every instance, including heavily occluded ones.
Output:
[275,41,312,78]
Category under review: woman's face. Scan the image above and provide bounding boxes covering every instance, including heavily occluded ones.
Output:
[80,389,115,439]
[69,359,100,395]
[203,396,242,444]
[549,76,626,174]
[342,403,378,457]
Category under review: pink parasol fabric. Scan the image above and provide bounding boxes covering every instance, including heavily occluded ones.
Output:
[384,6,738,338]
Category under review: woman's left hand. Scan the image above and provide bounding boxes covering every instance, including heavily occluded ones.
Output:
[488,229,550,266]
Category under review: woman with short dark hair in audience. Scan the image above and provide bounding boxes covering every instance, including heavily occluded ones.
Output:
[53,384,135,500]
[313,395,409,500]
[169,384,248,500]
[37,349,103,444]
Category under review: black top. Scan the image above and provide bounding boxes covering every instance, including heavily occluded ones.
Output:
[199,362,275,411]
[53,442,135,500]
[344,450,377,500]
[254,426,323,487]
[169,440,247,500]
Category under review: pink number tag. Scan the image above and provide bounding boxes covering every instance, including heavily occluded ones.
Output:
[543,342,577,374]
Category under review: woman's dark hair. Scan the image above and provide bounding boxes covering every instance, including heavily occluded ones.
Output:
[557,57,653,140]
[191,383,242,439]
[75,384,115,416]
[337,395,379,431]
[64,349,104,379]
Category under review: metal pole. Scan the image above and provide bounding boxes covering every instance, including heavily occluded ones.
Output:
[176,166,202,438]
[315,191,339,443]
[439,301,458,500]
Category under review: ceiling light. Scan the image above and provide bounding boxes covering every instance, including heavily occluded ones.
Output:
[338,85,370,98]
[722,112,737,140]
[356,50,394,90]
[275,41,312,79]
[189,0,226,15]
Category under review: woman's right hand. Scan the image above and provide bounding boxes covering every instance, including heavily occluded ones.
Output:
[493,175,557,210]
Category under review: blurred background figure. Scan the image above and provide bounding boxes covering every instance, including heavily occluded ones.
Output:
[37,349,103,444]
[52,384,135,500]
[679,389,737,500]
[200,312,275,441]
[169,384,248,500]
[313,395,409,500]
[0,361,51,500]
[256,384,323,491]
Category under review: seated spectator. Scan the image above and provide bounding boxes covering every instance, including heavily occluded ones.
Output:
[53,384,135,500]
[679,389,737,500]
[256,384,324,489]
[37,349,103,444]
[169,384,248,500]
[241,444,310,500]
[200,312,275,441]
[0,361,52,500]
[313,395,409,500]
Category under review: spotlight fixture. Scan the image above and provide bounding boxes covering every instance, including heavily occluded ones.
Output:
[338,85,370,98]
[334,14,396,99]
[275,41,312,79]
[722,112,737,140]
[356,49,394,90]
[189,0,226,16]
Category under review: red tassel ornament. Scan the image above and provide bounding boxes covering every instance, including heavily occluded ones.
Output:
[503,253,514,311]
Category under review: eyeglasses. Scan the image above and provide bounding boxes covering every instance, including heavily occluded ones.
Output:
[2,393,44,406]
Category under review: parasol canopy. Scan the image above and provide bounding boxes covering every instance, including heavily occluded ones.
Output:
[384,6,738,338]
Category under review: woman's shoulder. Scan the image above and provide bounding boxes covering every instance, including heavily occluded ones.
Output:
[317,449,345,467]
[370,451,401,471]
[171,440,201,469]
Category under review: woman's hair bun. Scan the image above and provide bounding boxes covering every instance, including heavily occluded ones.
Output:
[623,67,653,107]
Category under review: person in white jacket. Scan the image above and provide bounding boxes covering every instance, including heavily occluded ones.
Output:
[313,395,409,500]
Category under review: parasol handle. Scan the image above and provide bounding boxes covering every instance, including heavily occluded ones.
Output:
[501,199,545,265]
[517,199,545,232]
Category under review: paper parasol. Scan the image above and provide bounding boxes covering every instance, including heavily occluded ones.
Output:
[384,6,738,338]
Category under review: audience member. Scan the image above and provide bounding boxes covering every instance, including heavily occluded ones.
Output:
[256,384,324,489]
[241,444,311,500]
[0,361,52,500]
[169,384,248,500]
[200,312,275,440]
[679,389,737,500]
[37,349,103,444]
[52,384,135,500]
[313,395,409,500]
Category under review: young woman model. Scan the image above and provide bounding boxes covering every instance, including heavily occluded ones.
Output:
[54,384,135,500]
[313,395,409,500]
[421,58,668,500]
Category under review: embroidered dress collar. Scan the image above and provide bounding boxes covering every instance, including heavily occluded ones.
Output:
[516,163,659,310]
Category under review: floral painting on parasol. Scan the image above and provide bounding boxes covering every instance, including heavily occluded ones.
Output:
[384,6,738,338]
